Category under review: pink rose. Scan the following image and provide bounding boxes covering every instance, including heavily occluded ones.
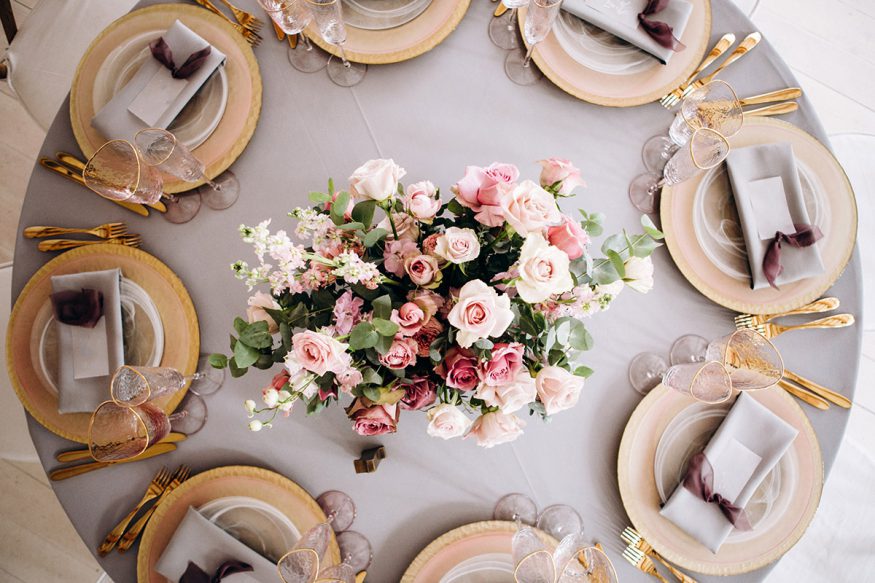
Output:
[447,280,514,348]
[407,289,445,319]
[378,337,419,369]
[270,370,291,391]
[378,212,420,242]
[434,227,481,264]
[332,290,364,335]
[383,239,419,278]
[501,180,563,236]
[348,159,406,202]
[476,370,537,414]
[400,376,437,410]
[336,368,363,394]
[422,233,442,256]
[426,404,472,439]
[435,347,479,391]
[537,158,586,195]
[515,233,574,304]
[347,399,399,436]
[391,302,427,336]
[452,163,519,227]
[478,342,524,386]
[412,317,444,357]
[547,216,590,260]
[535,366,585,415]
[404,181,441,222]
[404,254,442,288]
[290,331,351,376]
[246,291,280,334]
[466,412,526,448]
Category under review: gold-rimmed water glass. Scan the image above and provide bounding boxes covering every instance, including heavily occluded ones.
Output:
[257,0,326,73]
[488,0,530,50]
[83,139,164,206]
[505,0,562,86]
[305,0,367,87]
[706,328,784,390]
[88,400,177,462]
[277,522,358,583]
[663,360,734,403]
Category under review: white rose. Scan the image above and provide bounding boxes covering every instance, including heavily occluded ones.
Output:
[434,227,481,264]
[447,280,514,348]
[535,366,584,415]
[466,412,526,448]
[500,179,562,236]
[404,181,441,222]
[595,280,624,297]
[348,158,406,202]
[515,233,574,303]
[426,404,472,439]
[624,256,654,293]
[477,370,537,414]
[246,291,280,334]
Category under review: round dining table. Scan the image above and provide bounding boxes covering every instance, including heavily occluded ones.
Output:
[12,0,862,581]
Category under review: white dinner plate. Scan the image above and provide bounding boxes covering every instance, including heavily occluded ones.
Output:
[343,0,433,30]
[553,12,655,75]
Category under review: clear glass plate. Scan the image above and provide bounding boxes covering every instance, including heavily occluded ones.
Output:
[198,496,301,562]
[440,552,514,583]
[342,0,432,31]
[553,12,656,76]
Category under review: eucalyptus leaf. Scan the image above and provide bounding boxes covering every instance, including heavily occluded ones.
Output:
[601,233,627,255]
[309,191,331,204]
[233,341,260,368]
[228,358,248,378]
[233,317,248,335]
[239,320,272,349]
[606,250,626,278]
[208,353,228,369]
[641,215,665,240]
[330,190,350,224]
[351,200,377,228]
[364,228,388,248]
[631,236,660,258]
[336,222,365,231]
[372,294,392,320]
[373,318,400,337]
[591,261,620,285]
[375,333,394,355]
[569,325,593,351]
[574,365,594,378]
[349,322,379,350]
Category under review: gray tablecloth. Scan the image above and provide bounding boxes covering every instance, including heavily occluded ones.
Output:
[12,1,862,581]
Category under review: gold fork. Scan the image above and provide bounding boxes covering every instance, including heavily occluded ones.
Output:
[216,0,263,32]
[24,223,128,240]
[659,33,735,108]
[118,465,191,552]
[98,468,172,556]
[621,527,697,583]
[741,313,855,339]
[734,297,840,328]
[38,236,142,252]
[623,545,670,582]
[194,0,262,45]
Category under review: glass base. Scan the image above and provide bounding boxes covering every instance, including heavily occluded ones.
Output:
[536,504,583,540]
[326,56,366,87]
[170,392,207,435]
[628,352,668,395]
[191,354,226,396]
[642,135,678,172]
[199,171,239,210]
[505,48,542,86]
[287,41,327,73]
[493,493,538,526]
[670,334,710,365]
[162,193,202,224]
[317,490,356,532]
[488,9,519,50]
[336,531,372,572]
[628,171,663,214]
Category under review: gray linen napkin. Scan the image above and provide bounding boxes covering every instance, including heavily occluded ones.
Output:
[659,392,799,553]
[51,269,124,414]
[91,19,225,140]
[726,143,825,290]
[562,0,693,65]
[155,507,278,583]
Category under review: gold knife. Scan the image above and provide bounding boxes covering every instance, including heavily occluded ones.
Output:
[784,370,852,409]
[745,102,799,117]
[778,379,829,410]
[494,3,508,17]
[40,158,151,217]
[57,152,167,213]
[55,433,187,463]
[738,87,803,107]
[50,443,177,481]
[270,17,285,40]
[288,33,298,49]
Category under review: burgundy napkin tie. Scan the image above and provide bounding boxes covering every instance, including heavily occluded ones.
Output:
[763,223,824,289]
[682,452,752,530]
[50,288,104,328]
[149,37,212,79]
[179,560,253,583]
[638,0,685,51]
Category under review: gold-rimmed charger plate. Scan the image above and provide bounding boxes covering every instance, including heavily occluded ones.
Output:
[305,0,470,64]
[137,465,340,582]
[520,1,711,107]
[401,521,556,582]
[70,3,262,194]
[617,385,823,575]
[6,245,199,443]
[661,117,858,314]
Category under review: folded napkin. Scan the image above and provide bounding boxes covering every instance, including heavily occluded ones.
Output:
[660,392,798,553]
[726,143,826,290]
[156,507,278,583]
[51,269,124,414]
[562,0,693,65]
[91,19,225,140]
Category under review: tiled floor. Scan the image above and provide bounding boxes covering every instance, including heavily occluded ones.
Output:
[0,0,873,582]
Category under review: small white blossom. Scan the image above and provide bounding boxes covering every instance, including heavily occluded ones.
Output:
[248,419,264,432]
[262,387,280,407]
[244,399,257,417]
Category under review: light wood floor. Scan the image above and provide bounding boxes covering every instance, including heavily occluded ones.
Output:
[0,0,873,582]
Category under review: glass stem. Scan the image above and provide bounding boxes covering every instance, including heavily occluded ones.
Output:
[169,411,188,422]
[523,43,536,68]
[650,178,667,195]
[207,179,223,192]
[507,8,517,32]
[300,34,313,52]
[337,43,351,68]
[163,194,179,203]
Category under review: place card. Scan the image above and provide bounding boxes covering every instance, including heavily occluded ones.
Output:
[710,438,762,503]
[128,68,189,126]
[747,176,795,240]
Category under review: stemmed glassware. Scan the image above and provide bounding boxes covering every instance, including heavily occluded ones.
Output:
[488,0,529,50]
[257,0,326,73]
[88,400,183,462]
[505,0,562,86]
[669,334,710,366]
[628,127,731,214]
[315,490,372,572]
[513,528,618,583]
[493,494,584,541]
[306,0,367,87]
[83,139,165,206]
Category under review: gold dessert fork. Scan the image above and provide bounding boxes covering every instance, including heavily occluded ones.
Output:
[37,235,142,252]
[118,465,192,552]
[98,468,172,555]
[745,313,855,339]
[659,33,735,108]
[734,297,840,328]
[24,222,128,239]
[623,545,670,582]
[621,527,697,583]
[193,0,262,45]
[216,0,263,32]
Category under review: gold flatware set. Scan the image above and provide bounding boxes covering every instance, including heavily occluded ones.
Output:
[50,433,186,481]
[25,221,142,252]
[621,527,696,583]
[192,0,262,45]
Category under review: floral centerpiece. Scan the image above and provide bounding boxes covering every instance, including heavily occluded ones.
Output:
[210,158,663,447]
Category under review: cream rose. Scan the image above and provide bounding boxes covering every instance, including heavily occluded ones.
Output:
[447,280,514,348]
[624,256,654,293]
[404,254,442,288]
[434,227,481,264]
[501,180,562,236]
[476,370,537,414]
[289,331,351,376]
[404,181,441,222]
[466,412,526,448]
[246,291,280,334]
[535,366,584,415]
[515,233,574,303]
[426,404,472,439]
[378,212,420,242]
[348,158,406,202]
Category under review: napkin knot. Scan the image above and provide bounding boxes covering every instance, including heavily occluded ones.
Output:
[149,36,212,79]
[180,560,253,583]
[50,288,104,328]
[638,0,685,51]
[763,223,824,289]
[682,452,752,530]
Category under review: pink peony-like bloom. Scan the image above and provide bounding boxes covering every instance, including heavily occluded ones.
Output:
[407,289,445,319]
[378,212,420,242]
[476,369,537,414]
[435,346,480,391]
[452,163,519,227]
[501,180,563,237]
[412,317,444,357]
[422,233,442,257]
[290,330,351,376]
[466,411,526,448]
[478,342,524,387]
[270,369,291,391]
[333,290,364,335]
[537,158,586,195]
[378,337,419,369]
[391,302,427,336]
[535,366,585,415]
[426,404,472,439]
[383,239,419,278]
[347,399,399,436]
[246,291,280,334]
[547,215,590,260]
[348,159,406,202]
[404,254,442,288]
[404,181,441,222]
[336,367,363,394]
[447,280,514,348]
[400,376,437,410]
